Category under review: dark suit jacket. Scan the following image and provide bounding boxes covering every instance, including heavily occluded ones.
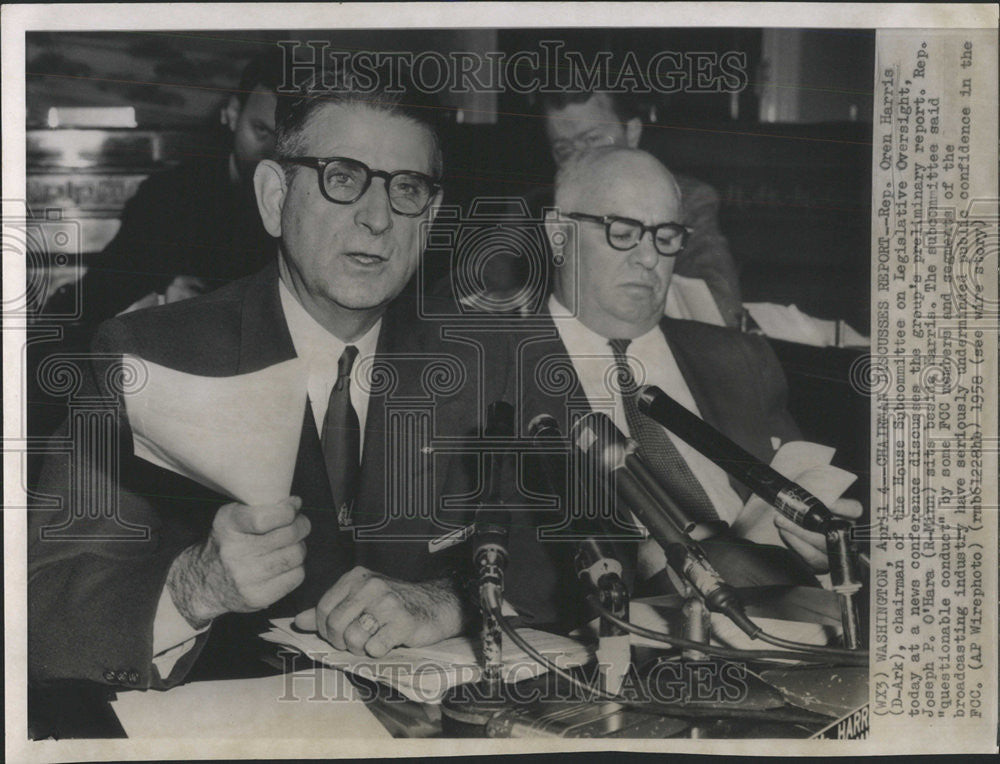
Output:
[28,264,510,690]
[501,310,808,629]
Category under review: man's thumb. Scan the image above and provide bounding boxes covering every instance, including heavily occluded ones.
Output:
[293,608,318,632]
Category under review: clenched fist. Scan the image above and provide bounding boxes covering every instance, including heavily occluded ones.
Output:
[167,496,310,627]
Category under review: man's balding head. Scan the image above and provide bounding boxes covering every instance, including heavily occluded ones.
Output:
[547,147,686,339]
[554,146,682,213]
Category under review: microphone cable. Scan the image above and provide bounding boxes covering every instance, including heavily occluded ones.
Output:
[481,586,624,703]
[586,595,869,667]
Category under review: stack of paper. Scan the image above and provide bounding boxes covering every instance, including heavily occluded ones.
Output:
[744,303,868,347]
[261,619,593,704]
[111,670,392,739]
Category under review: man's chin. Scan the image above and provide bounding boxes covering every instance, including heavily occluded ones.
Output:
[324,285,397,314]
[614,294,665,323]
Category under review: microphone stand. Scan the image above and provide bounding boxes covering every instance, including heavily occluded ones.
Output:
[474,401,516,691]
[529,414,632,693]
[575,538,631,693]
[638,385,866,649]
[571,412,759,641]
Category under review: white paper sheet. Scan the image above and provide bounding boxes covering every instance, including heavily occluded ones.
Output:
[110,670,391,739]
[260,618,593,704]
[744,302,868,347]
[123,356,307,504]
[731,440,858,548]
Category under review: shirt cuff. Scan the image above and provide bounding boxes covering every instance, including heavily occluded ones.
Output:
[151,584,210,677]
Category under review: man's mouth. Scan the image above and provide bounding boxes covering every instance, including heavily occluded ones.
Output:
[344,251,388,265]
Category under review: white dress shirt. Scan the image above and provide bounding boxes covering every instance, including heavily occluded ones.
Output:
[278,278,381,441]
[547,294,744,530]
[150,277,381,679]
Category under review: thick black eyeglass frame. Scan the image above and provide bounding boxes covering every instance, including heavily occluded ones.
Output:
[283,156,441,217]
[565,211,693,256]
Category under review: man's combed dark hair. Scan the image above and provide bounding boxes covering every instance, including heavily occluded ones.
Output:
[273,68,444,178]
[531,88,640,125]
[527,55,645,125]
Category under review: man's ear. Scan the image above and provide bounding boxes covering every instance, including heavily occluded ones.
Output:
[221,95,241,132]
[624,116,643,148]
[426,188,445,226]
[254,160,286,238]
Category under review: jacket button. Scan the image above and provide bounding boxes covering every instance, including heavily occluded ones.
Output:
[128,671,140,684]
[116,670,129,683]
[103,670,116,682]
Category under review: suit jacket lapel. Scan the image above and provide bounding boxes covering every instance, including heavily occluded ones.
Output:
[519,309,590,434]
[236,262,297,375]
[660,318,726,433]
[660,318,755,502]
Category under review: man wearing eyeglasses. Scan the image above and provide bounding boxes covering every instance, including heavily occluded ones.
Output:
[538,90,743,329]
[29,75,513,691]
[507,146,862,625]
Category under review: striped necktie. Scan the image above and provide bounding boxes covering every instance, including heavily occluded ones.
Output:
[322,345,360,528]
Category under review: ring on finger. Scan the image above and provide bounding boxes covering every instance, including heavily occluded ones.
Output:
[357,611,381,635]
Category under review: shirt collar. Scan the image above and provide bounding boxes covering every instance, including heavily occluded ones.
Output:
[278,278,381,370]
[547,293,663,356]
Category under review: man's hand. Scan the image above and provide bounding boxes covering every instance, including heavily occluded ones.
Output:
[775,498,863,573]
[164,275,208,303]
[293,566,466,658]
[166,496,310,627]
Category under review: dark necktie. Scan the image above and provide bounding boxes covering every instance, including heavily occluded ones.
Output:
[608,338,719,523]
[322,345,360,528]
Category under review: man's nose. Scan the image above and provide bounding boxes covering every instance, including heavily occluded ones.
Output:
[354,180,393,235]
[629,232,661,269]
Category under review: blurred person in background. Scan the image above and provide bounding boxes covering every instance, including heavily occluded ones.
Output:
[77,48,284,324]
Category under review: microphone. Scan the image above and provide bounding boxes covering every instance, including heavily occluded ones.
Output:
[475,400,516,685]
[528,414,625,592]
[637,385,836,533]
[571,412,756,637]
[530,413,631,694]
[637,384,866,648]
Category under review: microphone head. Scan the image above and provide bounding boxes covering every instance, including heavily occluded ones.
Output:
[636,384,663,414]
[528,413,561,440]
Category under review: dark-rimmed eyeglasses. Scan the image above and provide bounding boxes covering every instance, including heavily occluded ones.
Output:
[564,212,692,256]
[282,156,441,217]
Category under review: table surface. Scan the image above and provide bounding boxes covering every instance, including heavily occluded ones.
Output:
[29,641,866,741]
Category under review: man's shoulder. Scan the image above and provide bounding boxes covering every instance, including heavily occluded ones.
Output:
[662,318,773,363]
[383,290,511,348]
[94,270,267,372]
